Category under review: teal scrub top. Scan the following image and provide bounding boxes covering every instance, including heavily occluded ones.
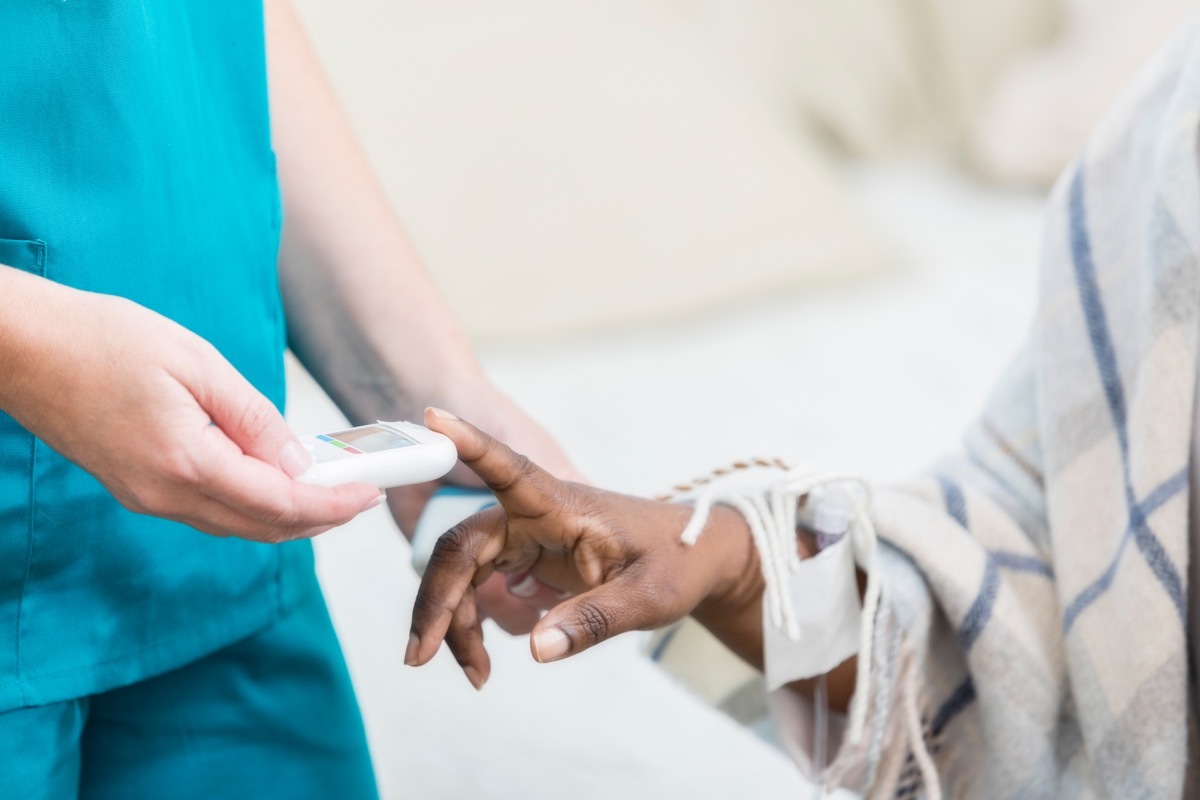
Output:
[0,2,316,711]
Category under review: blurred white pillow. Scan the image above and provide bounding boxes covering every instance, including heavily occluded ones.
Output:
[294,0,888,340]
[968,0,1196,186]
[661,0,1058,159]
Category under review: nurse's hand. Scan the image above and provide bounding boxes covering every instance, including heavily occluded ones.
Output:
[0,269,382,541]
[405,409,764,688]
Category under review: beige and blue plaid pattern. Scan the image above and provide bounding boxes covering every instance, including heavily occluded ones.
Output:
[837,18,1200,799]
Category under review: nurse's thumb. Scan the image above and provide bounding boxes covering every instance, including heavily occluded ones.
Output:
[195,358,313,479]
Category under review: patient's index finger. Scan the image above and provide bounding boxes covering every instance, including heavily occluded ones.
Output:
[424,408,558,517]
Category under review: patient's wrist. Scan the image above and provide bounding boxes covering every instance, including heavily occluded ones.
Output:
[701,505,763,610]
[690,505,767,669]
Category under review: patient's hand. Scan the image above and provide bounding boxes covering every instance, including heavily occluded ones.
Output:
[405,408,762,689]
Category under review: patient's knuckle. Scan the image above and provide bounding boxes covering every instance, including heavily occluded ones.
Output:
[430,524,476,563]
[516,453,539,479]
[411,591,440,619]
[572,600,612,645]
[489,452,531,494]
[412,588,456,622]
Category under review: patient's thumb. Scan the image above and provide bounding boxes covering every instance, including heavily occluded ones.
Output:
[529,585,641,663]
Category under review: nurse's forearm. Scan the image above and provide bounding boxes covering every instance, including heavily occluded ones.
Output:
[264,0,482,424]
[0,265,51,411]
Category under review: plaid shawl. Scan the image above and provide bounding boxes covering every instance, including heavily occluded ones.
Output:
[834,19,1200,799]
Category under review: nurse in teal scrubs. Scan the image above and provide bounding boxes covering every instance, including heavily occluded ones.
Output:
[0,2,574,797]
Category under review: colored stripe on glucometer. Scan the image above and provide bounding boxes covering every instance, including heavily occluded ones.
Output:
[315,434,361,452]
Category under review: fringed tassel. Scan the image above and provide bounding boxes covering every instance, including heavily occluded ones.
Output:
[671,463,909,794]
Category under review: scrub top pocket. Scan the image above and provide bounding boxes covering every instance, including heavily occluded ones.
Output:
[0,239,45,275]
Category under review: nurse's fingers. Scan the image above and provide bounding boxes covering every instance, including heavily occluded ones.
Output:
[407,508,508,666]
[189,342,315,479]
[174,496,342,541]
[212,458,380,539]
[424,409,560,520]
[191,430,381,541]
[444,585,491,690]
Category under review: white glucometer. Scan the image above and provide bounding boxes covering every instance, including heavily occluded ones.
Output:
[296,420,457,489]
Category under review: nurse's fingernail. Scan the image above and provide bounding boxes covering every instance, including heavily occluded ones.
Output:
[404,633,420,666]
[531,627,570,663]
[280,439,315,478]
[464,666,487,691]
[426,407,458,420]
[362,492,387,512]
[507,573,539,598]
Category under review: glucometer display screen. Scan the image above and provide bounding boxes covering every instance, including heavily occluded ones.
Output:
[327,425,416,453]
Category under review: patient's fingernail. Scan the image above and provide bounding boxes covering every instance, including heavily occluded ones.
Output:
[363,492,387,511]
[280,439,315,478]
[508,573,538,598]
[404,633,420,666]
[464,666,487,691]
[531,627,570,663]
[426,407,458,420]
